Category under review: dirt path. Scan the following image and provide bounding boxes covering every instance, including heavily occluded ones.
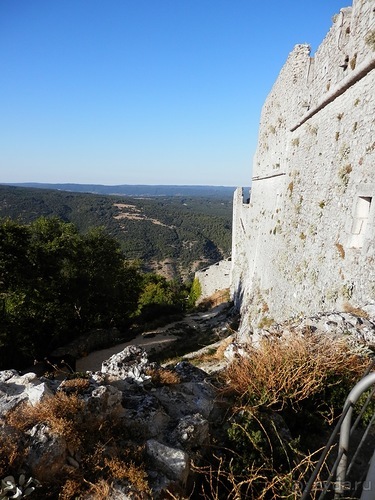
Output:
[76,303,232,372]
[76,333,177,372]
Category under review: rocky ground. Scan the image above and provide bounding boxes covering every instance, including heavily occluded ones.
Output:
[2,304,375,498]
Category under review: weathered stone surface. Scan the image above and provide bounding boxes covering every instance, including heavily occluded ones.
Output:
[174,361,207,383]
[86,385,124,416]
[146,439,190,484]
[0,371,53,413]
[121,389,170,440]
[25,424,67,480]
[101,346,151,384]
[223,0,375,337]
[153,381,214,420]
[0,370,19,382]
[0,348,218,496]
[172,413,210,451]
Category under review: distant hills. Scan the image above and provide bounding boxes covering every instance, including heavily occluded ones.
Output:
[4,183,244,198]
[0,184,235,279]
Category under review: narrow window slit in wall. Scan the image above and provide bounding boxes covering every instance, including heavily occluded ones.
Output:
[350,196,372,248]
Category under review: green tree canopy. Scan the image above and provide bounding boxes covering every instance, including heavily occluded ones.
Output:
[0,217,142,369]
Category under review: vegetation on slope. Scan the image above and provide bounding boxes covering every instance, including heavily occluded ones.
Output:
[196,332,373,499]
[0,217,191,370]
[1,325,373,498]
[0,185,232,278]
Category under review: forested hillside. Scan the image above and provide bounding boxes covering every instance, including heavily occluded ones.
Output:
[0,185,233,278]
[0,217,193,370]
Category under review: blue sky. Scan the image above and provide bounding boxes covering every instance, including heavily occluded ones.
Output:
[1,0,348,187]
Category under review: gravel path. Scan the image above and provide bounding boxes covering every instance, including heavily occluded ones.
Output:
[76,333,177,372]
[76,303,232,372]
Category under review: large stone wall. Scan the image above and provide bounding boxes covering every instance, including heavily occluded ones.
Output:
[231,0,375,339]
[195,258,231,302]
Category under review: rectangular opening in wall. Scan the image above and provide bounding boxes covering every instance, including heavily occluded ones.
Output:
[350,196,372,248]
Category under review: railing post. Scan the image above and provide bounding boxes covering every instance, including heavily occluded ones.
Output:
[335,372,375,497]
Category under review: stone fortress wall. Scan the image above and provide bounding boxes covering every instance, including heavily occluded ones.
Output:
[194,258,231,303]
[230,0,375,339]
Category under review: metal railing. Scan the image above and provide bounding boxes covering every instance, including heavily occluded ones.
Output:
[301,361,375,499]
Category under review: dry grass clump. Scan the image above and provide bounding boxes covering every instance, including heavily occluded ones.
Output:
[104,457,149,491]
[0,431,25,477]
[146,367,181,386]
[195,448,324,500]
[195,331,371,498]
[6,392,85,447]
[3,392,151,498]
[58,377,91,394]
[222,331,367,410]
[343,302,369,319]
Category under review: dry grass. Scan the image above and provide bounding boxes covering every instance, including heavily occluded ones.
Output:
[343,302,369,319]
[191,336,233,365]
[222,331,367,410]
[194,447,326,500]
[7,392,85,447]
[196,331,370,498]
[3,391,151,498]
[104,457,150,492]
[0,431,26,477]
[146,367,181,385]
[58,377,91,394]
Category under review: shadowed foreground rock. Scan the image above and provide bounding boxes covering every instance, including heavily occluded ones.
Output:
[0,346,216,498]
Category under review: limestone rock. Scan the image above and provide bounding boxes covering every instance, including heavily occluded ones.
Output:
[0,347,221,497]
[153,380,214,420]
[25,423,68,481]
[121,388,170,440]
[0,371,53,413]
[146,439,190,484]
[0,369,19,382]
[101,346,151,384]
[172,413,210,451]
[86,385,123,416]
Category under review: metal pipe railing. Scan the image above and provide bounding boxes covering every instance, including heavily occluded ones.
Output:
[335,372,375,497]
[301,363,375,499]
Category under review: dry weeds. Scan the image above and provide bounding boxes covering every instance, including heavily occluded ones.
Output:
[3,391,152,498]
[6,393,85,447]
[195,447,327,500]
[343,302,370,319]
[222,331,368,409]
[146,367,181,386]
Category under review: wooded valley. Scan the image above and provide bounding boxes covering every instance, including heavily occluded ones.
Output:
[0,185,233,279]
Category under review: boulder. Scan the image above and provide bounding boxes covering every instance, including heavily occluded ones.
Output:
[121,388,170,440]
[171,413,210,451]
[0,371,53,413]
[86,385,123,417]
[146,439,190,485]
[153,380,214,420]
[101,346,151,384]
[25,423,68,481]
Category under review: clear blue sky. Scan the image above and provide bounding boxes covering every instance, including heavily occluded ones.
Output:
[1,0,347,186]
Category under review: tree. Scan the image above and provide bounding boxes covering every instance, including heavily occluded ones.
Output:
[0,217,142,369]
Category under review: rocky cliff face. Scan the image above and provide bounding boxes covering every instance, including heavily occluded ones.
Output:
[231,0,375,338]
